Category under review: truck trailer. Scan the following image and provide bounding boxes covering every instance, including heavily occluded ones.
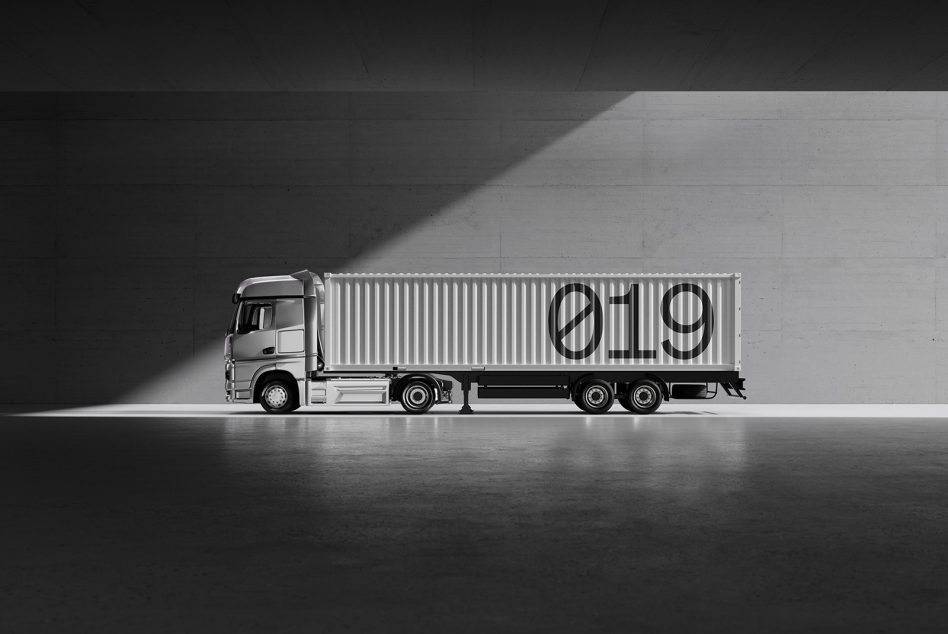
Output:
[224,271,746,414]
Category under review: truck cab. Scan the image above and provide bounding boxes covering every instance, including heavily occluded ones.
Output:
[224,271,319,413]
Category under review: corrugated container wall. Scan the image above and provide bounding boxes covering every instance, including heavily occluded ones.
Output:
[324,274,740,372]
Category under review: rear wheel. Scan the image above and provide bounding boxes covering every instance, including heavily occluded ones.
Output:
[260,379,299,414]
[620,379,662,415]
[575,379,614,414]
[400,379,435,414]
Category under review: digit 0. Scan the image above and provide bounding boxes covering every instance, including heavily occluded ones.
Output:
[548,283,603,360]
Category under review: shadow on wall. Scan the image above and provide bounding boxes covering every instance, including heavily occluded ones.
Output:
[0,91,633,404]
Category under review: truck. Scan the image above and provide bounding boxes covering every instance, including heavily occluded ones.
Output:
[224,271,746,415]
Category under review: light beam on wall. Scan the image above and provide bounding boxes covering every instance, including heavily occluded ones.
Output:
[115,91,635,404]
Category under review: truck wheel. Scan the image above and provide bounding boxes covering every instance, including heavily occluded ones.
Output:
[620,379,662,415]
[260,379,298,414]
[576,379,614,414]
[400,379,435,414]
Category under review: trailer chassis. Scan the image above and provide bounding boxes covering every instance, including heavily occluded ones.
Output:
[315,369,746,414]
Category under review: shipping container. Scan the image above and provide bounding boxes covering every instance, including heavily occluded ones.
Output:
[324,273,740,372]
[225,271,746,414]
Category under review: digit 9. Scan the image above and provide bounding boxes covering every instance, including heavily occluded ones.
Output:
[661,283,714,360]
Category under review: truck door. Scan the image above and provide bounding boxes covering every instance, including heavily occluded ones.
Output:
[231,299,307,389]
[232,301,277,384]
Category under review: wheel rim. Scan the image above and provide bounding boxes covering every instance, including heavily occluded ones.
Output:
[585,385,607,408]
[405,385,429,408]
[633,386,655,407]
[264,385,288,408]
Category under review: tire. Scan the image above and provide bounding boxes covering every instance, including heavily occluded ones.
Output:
[259,378,298,414]
[620,379,662,415]
[400,379,436,414]
[575,379,614,414]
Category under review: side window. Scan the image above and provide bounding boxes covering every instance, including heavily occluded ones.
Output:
[272,298,304,329]
[237,302,274,334]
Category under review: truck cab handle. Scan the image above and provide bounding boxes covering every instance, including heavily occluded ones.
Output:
[262,347,275,355]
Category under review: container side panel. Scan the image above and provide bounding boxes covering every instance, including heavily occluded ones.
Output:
[325,274,738,371]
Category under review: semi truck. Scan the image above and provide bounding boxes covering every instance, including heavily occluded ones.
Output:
[224,271,746,414]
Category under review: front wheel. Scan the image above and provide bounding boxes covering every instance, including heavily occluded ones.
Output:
[260,379,299,414]
[620,379,662,415]
[400,379,435,414]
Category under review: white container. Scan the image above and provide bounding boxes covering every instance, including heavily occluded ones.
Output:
[324,273,740,373]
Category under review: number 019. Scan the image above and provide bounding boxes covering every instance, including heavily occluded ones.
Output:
[548,283,715,360]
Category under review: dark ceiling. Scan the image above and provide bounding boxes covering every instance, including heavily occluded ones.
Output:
[3,0,948,90]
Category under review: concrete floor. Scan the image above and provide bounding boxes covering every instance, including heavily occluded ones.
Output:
[2,405,947,632]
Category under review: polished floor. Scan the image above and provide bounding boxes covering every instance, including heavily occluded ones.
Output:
[2,405,947,632]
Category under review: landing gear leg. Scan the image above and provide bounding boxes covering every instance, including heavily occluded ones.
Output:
[459,375,474,415]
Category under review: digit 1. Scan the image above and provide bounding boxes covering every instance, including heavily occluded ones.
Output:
[609,283,657,359]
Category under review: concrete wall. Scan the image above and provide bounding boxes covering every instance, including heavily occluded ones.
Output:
[2,92,946,404]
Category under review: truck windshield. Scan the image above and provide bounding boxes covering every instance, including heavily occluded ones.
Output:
[227,302,240,334]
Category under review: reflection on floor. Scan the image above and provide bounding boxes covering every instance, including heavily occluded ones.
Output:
[2,405,947,631]
[13,403,948,418]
